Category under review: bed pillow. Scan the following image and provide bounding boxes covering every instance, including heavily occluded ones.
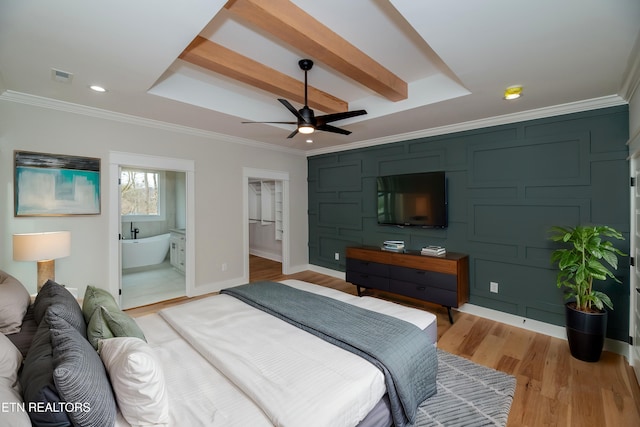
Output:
[86,306,146,349]
[82,285,120,323]
[6,305,38,359]
[0,333,31,426]
[49,311,116,427]
[0,270,31,334]
[86,306,115,349]
[98,337,169,426]
[0,381,31,426]
[101,307,146,341]
[0,332,22,385]
[19,321,71,426]
[33,280,85,336]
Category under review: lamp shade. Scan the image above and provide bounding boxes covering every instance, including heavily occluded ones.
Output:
[13,231,71,261]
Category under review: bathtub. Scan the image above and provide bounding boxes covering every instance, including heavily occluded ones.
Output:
[121,233,171,269]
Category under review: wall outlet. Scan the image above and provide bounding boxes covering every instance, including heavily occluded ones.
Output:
[490,281,499,293]
[221,263,227,271]
[335,252,340,261]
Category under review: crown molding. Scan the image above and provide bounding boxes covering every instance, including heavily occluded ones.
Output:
[1,90,628,159]
[0,90,306,157]
[306,95,628,157]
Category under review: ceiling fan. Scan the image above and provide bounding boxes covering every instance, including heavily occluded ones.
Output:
[242,59,367,138]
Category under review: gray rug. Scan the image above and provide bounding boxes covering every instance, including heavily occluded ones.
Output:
[415,349,516,426]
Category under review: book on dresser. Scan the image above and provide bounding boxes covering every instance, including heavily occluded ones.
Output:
[421,245,446,256]
[382,240,405,252]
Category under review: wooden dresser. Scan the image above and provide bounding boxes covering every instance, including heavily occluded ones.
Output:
[345,246,469,322]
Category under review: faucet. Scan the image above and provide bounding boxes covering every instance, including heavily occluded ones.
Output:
[130,222,140,240]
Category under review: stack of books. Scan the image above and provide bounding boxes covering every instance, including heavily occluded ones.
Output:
[382,240,405,252]
[421,245,446,256]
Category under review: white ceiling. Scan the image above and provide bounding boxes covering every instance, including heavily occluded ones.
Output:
[1,0,639,154]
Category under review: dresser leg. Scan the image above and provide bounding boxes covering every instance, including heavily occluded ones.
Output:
[446,307,454,324]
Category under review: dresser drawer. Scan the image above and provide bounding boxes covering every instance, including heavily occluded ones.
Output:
[345,271,389,291]
[346,258,389,276]
[389,265,456,291]
[390,279,458,307]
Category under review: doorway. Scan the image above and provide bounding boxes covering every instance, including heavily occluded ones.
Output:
[108,152,195,308]
[243,168,290,280]
[631,153,640,383]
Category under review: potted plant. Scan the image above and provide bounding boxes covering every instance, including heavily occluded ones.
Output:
[549,225,626,362]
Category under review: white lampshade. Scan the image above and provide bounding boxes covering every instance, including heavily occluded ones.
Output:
[13,231,71,261]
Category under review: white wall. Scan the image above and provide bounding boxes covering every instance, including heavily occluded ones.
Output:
[0,100,308,297]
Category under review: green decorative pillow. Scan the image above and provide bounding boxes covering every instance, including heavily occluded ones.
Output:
[86,306,145,349]
[101,307,146,342]
[86,306,115,349]
[82,285,120,324]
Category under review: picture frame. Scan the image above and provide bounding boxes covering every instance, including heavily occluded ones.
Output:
[14,150,101,216]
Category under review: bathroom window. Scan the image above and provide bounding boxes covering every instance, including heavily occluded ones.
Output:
[120,168,166,221]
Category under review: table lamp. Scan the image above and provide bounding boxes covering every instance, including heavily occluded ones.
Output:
[13,231,71,292]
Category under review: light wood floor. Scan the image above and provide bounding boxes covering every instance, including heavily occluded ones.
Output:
[126,255,640,426]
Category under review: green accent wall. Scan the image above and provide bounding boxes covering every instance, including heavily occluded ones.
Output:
[308,106,630,342]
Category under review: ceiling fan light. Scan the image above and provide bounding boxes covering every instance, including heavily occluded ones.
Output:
[298,125,315,134]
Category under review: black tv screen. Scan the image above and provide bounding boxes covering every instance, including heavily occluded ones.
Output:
[377,171,447,228]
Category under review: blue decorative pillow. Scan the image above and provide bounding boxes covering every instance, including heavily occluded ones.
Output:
[19,321,71,427]
[49,310,116,427]
[33,280,85,336]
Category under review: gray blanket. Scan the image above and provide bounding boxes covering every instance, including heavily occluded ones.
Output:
[221,281,437,427]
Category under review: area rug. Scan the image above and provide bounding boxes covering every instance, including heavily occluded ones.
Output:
[415,349,517,426]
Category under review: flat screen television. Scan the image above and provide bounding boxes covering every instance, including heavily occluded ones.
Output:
[376,171,447,228]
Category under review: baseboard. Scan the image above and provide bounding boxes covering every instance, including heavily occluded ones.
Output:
[249,249,282,262]
[457,303,630,359]
[307,264,631,359]
[308,264,346,279]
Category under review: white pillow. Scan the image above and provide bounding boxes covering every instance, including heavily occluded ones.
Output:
[0,333,31,426]
[98,337,169,426]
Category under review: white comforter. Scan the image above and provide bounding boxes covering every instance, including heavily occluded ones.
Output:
[119,280,437,427]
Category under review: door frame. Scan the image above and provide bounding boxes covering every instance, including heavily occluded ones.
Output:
[629,131,640,383]
[242,167,290,278]
[108,151,195,303]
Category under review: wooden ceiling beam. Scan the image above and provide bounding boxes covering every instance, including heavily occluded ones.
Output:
[224,0,408,102]
[179,36,348,114]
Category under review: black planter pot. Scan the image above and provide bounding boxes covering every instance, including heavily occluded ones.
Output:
[564,302,607,362]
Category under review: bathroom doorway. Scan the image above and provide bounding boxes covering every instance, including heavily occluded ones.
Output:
[108,152,195,309]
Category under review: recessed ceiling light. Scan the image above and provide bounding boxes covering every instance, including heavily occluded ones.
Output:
[504,85,523,100]
[89,85,107,93]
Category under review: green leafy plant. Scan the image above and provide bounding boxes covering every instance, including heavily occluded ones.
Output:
[550,225,626,312]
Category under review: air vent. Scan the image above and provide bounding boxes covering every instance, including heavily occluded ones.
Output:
[51,68,73,83]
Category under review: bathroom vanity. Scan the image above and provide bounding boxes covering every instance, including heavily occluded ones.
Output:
[169,229,186,273]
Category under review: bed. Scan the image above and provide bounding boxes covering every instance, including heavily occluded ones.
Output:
[1,273,438,427]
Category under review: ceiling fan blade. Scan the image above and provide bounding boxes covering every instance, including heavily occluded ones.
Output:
[287,128,299,139]
[278,99,306,122]
[316,109,367,125]
[241,121,297,124]
[316,124,352,135]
